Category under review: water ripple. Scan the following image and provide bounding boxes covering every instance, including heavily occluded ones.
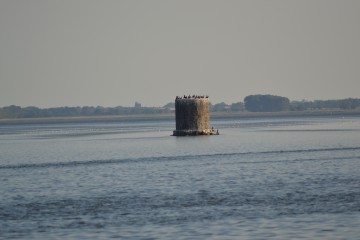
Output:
[1,146,360,170]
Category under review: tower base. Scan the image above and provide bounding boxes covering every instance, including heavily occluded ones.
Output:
[172,129,219,136]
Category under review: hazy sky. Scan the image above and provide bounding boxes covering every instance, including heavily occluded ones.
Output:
[1,0,359,107]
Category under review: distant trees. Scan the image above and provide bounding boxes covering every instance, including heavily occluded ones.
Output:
[290,98,360,111]
[0,105,174,119]
[1,97,359,119]
[212,102,229,112]
[134,102,141,108]
[244,95,290,112]
[163,102,175,108]
[339,98,360,109]
[230,102,245,111]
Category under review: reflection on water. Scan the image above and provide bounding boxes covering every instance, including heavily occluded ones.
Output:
[1,116,360,239]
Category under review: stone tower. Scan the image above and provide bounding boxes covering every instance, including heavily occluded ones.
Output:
[173,96,218,136]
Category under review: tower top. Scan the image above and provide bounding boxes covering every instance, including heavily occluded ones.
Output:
[175,95,209,100]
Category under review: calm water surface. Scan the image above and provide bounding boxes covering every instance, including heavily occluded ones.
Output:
[1,116,360,239]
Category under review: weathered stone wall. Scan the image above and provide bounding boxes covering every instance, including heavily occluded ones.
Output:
[173,98,211,136]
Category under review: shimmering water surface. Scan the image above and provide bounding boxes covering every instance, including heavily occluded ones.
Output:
[1,116,360,239]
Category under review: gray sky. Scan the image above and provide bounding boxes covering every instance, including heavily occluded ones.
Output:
[1,0,359,107]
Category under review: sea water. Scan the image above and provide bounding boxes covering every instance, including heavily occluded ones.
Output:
[1,116,360,239]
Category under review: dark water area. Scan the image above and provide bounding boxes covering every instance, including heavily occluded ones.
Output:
[1,116,360,239]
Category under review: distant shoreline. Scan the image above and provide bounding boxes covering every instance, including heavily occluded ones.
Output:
[0,114,175,124]
[1,110,360,124]
[211,109,360,119]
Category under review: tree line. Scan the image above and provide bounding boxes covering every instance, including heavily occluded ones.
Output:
[1,95,359,119]
[212,95,360,112]
[0,105,173,119]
